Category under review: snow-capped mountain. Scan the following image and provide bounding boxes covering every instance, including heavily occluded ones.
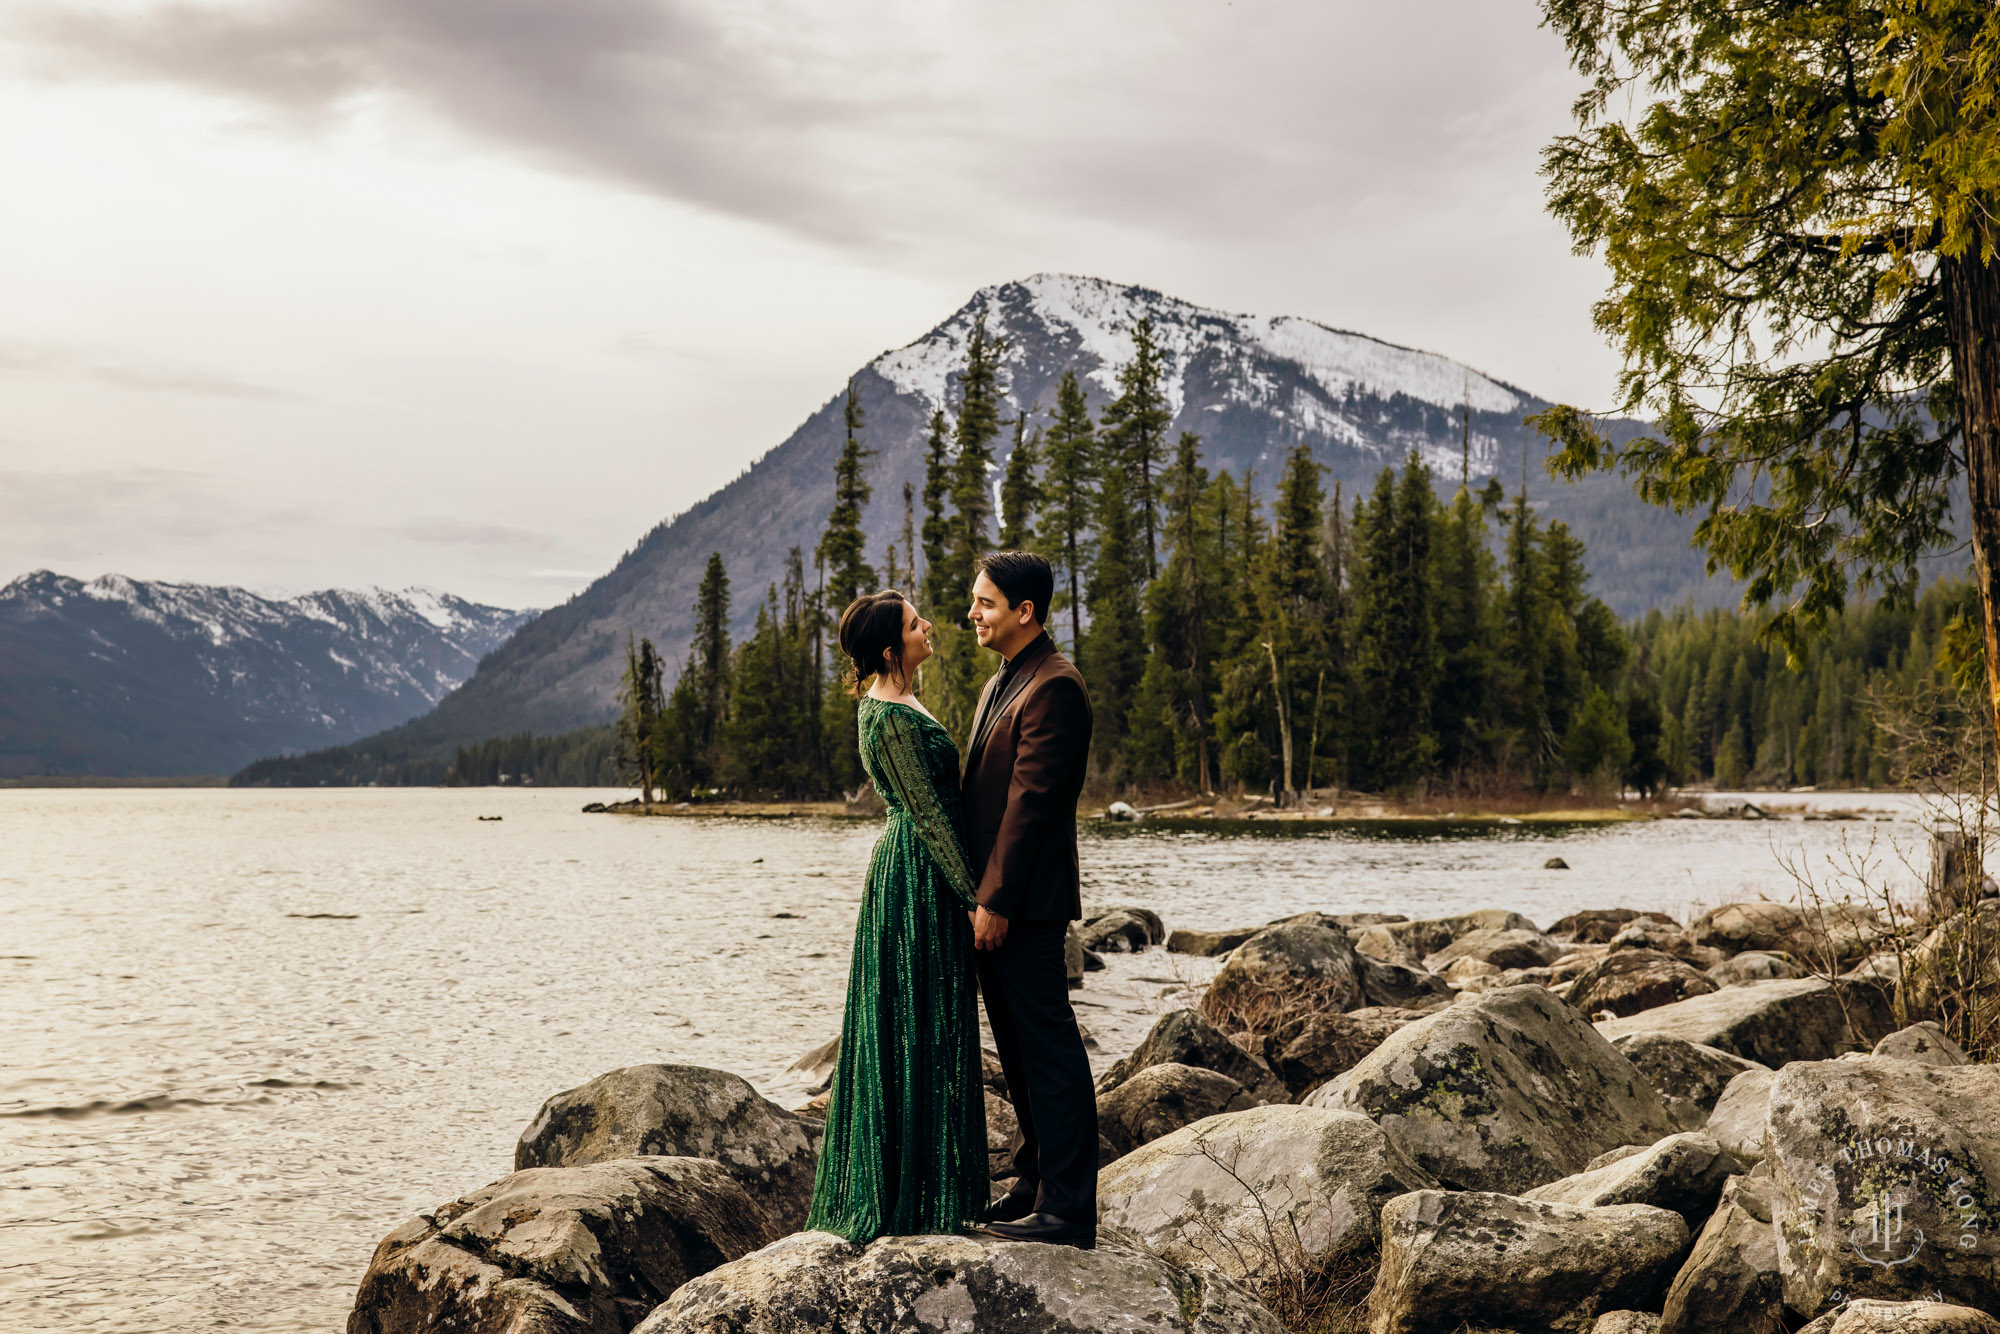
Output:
[376,273,1708,756]
[0,571,533,776]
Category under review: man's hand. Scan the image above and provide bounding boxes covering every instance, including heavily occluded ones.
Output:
[974,905,1010,951]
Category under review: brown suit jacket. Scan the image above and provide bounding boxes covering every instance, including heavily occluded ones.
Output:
[960,633,1093,922]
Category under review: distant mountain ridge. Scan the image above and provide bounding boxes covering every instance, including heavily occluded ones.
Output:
[0,571,532,776]
[374,273,1721,757]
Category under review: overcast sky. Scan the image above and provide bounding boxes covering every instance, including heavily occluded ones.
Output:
[0,0,1617,609]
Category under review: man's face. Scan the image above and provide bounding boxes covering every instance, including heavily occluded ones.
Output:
[968,572,1032,654]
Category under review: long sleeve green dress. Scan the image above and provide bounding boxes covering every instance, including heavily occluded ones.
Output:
[804,698,989,1241]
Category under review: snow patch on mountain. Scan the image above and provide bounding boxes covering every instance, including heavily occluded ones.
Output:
[869,273,1525,437]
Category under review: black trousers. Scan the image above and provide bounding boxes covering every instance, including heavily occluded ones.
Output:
[977,919,1097,1223]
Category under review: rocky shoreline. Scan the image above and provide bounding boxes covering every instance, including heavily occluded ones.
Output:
[344,898,2000,1334]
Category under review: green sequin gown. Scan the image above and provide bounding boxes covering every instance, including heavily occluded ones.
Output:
[804,698,988,1241]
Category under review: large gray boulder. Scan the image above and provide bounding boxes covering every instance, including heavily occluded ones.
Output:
[1549,908,1679,943]
[1593,978,1884,1066]
[1592,1315,1663,1334]
[1095,1008,1287,1105]
[1567,948,1719,1018]
[1166,926,1259,957]
[636,1229,1285,1333]
[1367,1190,1690,1334]
[1096,1064,1256,1159]
[1200,919,1363,1034]
[1873,1021,1971,1066]
[1523,1131,1740,1228]
[1260,1009,1417,1100]
[1708,950,1804,986]
[1311,984,1677,1192]
[1353,909,1539,967]
[1096,1103,1430,1284]
[1704,1067,1779,1166]
[349,1158,779,1334]
[1421,925,1563,973]
[516,1065,822,1231]
[1355,954,1453,1010]
[1767,1059,2000,1313]
[1610,1032,1769,1133]
[1688,901,1805,955]
[1797,1301,2000,1334]
[1658,1173,1783,1334]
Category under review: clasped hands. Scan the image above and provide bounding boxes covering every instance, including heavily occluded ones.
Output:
[971,904,1009,950]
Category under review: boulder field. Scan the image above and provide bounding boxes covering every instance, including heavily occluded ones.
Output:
[347,897,1999,1334]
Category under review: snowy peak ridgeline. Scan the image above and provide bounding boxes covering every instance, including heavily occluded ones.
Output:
[870,273,1530,478]
[0,571,533,776]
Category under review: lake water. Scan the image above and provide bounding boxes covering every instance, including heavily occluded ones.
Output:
[0,787,1934,1331]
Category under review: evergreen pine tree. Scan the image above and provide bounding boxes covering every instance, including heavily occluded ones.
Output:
[998,411,1042,549]
[1132,432,1226,789]
[691,551,732,764]
[1082,460,1146,776]
[943,314,1005,611]
[1039,370,1097,654]
[1258,443,1336,798]
[1098,318,1172,578]
[919,410,951,611]
[1430,484,1498,772]
[1348,455,1440,790]
[615,634,665,803]
[817,383,876,611]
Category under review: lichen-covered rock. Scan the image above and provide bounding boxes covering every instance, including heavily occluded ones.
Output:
[1607,921,1726,969]
[1610,1032,1769,1133]
[1796,1300,2000,1334]
[1165,926,1259,957]
[1094,1008,1287,1105]
[1260,1009,1416,1100]
[1078,910,1157,954]
[1873,1021,1970,1066]
[1704,1067,1778,1166]
[1524,1131,1740,1227]
[1096,1104,1430,1284]
[1420,925,1563,973]
[1366,1190,1690,1334]
[1658,1173,1783,1334]
[985,1091,1019,1179]
[1084,904,1166,943]
[1548,908,1678,944]
[1592,1314,1663,1334]
[1566,948,1719,1018]
[1096,1064,1256,1159]
[635,1228,1285,1333]
[1355,954,1453,1010]
[1708,950,1804,986]
[1593,978,1880,1066]
[1311,984,1677,1193]
[515,1066,822,1231]
[349,1158,780,1334]
[1353,909,1540,967]
[1766,1060,2000,1313]
[1200,919,1363,1034]
[1689,902,1806,955]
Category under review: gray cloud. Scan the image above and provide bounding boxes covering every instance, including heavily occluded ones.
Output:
[0,337,297,400]
[378,516,558,551]
[13,0,864,238]
[6,1,1571,249]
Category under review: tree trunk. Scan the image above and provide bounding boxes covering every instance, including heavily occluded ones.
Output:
[1945,250,2000,753]
[1264,639,1296,804]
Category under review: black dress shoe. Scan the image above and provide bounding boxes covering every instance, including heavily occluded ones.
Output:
[981,1189,1038,1225]
[980,1211,1095,1249]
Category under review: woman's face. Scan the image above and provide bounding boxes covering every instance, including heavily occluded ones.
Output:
[893,600,934,678]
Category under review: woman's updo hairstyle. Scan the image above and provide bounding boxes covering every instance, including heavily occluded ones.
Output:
[838,590,910,697]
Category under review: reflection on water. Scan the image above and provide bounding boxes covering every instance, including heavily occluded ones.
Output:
[0,787,1928,1330]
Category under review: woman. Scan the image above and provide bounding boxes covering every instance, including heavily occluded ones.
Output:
[804,590,987,1241]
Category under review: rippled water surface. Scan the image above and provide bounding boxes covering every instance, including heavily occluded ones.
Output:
[0,787,1930,1330]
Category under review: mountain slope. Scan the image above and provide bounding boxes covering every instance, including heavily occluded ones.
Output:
[0,572,533,776]
[314,274,1731,752]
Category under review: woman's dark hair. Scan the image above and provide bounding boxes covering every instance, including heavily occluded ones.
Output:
[838,590,910,697]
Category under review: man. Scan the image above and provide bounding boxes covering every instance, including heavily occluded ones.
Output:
[959,550,1097,1249]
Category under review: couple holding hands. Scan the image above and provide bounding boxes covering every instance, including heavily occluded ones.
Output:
[805,550,1099,1251]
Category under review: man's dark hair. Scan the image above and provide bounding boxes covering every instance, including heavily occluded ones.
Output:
[975,551,1053,625]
